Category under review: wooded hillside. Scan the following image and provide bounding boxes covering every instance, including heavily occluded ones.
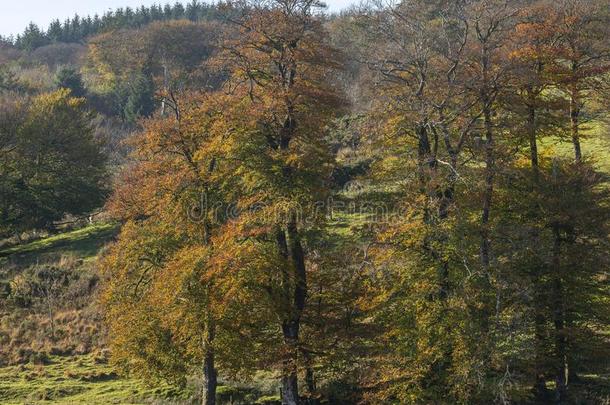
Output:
[1,1,609,404]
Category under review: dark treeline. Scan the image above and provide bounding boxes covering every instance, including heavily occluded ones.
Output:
[0,1,222,50]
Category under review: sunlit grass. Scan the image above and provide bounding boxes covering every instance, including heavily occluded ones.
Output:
[0,354,189,405]
[0,222,118,261]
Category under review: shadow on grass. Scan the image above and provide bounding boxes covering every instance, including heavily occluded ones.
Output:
[0,223,120,264]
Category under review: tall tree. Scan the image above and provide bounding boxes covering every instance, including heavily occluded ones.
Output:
[102,91,253,405]
[547,0,610,163]
[212,0,345,402]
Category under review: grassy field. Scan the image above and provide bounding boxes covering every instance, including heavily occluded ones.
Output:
[0,354,188,405]
[540,120,610,172]
[0,222,119,261]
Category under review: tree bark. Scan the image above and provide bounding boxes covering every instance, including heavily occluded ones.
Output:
[281,320,300,405]
[526,92,548,400]
[201,319,217,405]
[528,102,539,178]
[480,102,494,271]
[569,65,582,164]
[281,218,307,405]
[305,367,318,405]
[551,227,567,404]
[533,304,550,402]
[276,217,307,405]
[303,351,318,405]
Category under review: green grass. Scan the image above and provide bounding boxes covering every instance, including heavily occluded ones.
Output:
[540,120,610,173]
[0,222,119,262]
[0,354,188,405]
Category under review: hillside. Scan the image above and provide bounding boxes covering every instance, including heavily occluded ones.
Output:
[1,0,610,404]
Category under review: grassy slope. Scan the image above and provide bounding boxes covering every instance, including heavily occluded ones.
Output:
[0,222,118,261]
[0,223,191,405]
[540,120,610,172]
[0,354,185,405]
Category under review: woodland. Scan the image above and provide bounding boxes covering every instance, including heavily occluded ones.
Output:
[0,0,609,404]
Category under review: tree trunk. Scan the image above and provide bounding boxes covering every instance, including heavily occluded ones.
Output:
[276,217,307,405]
[527,95,548,400]
[304,351,319,405]
[305,367,318,405]
[528,102,539,178]
[551,228,567,404]
[281,218,307,405]
[416,123,432,216]
[201,320,217,405]
[161,62,169,116]
[533,308,550,402]
[569,68,582,164]
[281,320,300,405]
[480,103,494,271]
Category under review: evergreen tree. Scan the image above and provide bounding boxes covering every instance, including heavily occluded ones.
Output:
[124,73,155,123]
[55,66,87,98]
[173,3,186,19]
[47,19,63,42]
[186,0,201,21]
[18,22,48,51]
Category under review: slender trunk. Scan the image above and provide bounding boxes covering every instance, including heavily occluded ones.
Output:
[551,227,567,404]
[528,102,539,178]
[533,310,550,401]
[46,294,55,339]
[303,351,318,405]
[416,124,431,197]
[480,103,494,271]
[527,93,548,399]
[569,67,582,164]
[201,317,217,405]
[305,367,318,405]
[161,62,169,116]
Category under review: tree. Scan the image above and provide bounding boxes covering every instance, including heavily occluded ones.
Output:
[87,20,220,117]
[0,66,23,93]
[17,22,49,51]
[102,91,263,405]
[0,90,107,237]
[123,73,155,123]
[210,0,346,402]
[546,0,610,163]
[55,66,87,98]
[357,0,513,401]
[47,19,64,42]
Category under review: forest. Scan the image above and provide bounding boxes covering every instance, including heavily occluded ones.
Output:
[0,0,609,404]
